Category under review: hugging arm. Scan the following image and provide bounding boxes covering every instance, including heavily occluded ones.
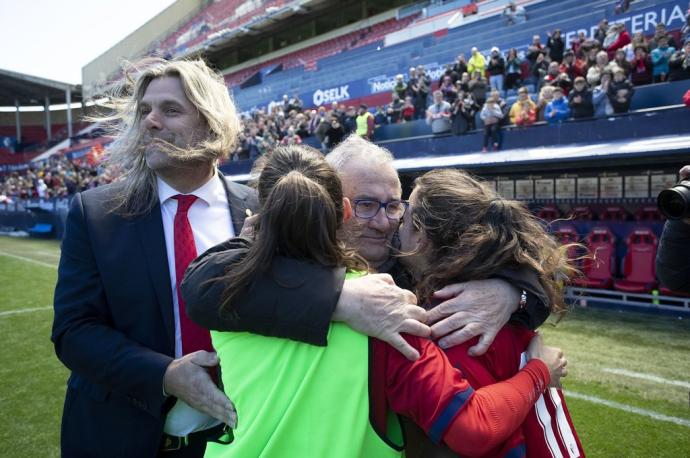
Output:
[183,237,430,359]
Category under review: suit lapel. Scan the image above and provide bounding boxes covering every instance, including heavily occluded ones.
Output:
[136,203,175,349]
[220,174,251,235]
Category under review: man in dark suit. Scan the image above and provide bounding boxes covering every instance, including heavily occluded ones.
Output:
[51,59,256,457]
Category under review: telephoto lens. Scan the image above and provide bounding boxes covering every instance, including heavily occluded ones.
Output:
[657,180,690,220]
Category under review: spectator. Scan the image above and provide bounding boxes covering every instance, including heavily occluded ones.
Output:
[324,116,345,150]
[426,90,452,134]
[560,50,584,81]
[314,114,331,153]
[568,76,594,119]
[505,48,523,90]
[525,35,544,68]
[290,93,304,113]
[651,36,676,82]
[280,126,302,145]
[440,75,458,104]
[571,31,588,57]
[469,70,488,107]
[546,29,565,63]
[414,65,431,119]
[452,54,468,78]
[615,0,631,14]
[586,50,610,86]
[355,104,375,139]
[387,92,404,123]
[531,52,549,87]
[649,23,678,50]
[669,39,690,81]
[544,87,571,123]
[480,94,504,151]
[393,74,407,100]
[373,105,388,126]
[608,67,635,113]
[630,45,654,85]
[509,87,537,126]
[343,106,358,133]
[450,90,469,134]
[624,32,648,61]
[457,71,471,92]
[542,61,573,94]
[401,96,416,122]
[487,47,506,93]
[467,47,486,76]
[604,23,631,60]
[593,71,614,117]
[594,19,608,45]
[613,49,632,78]
[502,1,527,25]
[537,85,555,121]
[459,91,480,131]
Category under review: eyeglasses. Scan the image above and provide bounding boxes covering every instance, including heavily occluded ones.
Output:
[352,199,409,220]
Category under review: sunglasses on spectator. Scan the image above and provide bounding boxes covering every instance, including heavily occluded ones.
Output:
[352,199,409,220]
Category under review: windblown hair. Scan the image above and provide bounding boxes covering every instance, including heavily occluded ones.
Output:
[220,145,367,314]
[96,57,241,217]
[411,169,576,315]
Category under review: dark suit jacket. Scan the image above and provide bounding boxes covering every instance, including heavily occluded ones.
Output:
[51,175,257,457]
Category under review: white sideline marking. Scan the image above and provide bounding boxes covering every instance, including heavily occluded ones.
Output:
[566,391,690,428]
[0,306,52,318]
[0,251,57,269]
[603,367,690,390]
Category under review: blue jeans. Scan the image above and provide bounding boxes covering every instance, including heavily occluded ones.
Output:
[489,74,504,93]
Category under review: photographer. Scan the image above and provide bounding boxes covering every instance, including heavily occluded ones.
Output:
[656,165,690,293]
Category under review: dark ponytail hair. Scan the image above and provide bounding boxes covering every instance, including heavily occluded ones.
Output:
[411,169,576,314]
[219,145,367,314]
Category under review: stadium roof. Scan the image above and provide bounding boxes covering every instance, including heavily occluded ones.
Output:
[0,68,81,107]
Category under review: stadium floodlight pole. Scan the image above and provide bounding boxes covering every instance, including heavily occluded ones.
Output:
[65,88,73,139]
[14,98,21,142]
[44,96,52,142]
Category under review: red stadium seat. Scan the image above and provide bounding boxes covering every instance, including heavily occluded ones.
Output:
[537,205,561,221]
[634,205,664,222]
[599,205,627,222]
[569,205,592,220]
[553,224,580,265]
[572,227,616,289]
[613,228,658,293]
[659,286,690,297]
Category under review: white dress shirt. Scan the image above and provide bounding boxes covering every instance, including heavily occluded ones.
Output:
[157,172,235,436]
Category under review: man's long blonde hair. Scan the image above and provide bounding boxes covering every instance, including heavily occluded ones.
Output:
[98,58,240,217]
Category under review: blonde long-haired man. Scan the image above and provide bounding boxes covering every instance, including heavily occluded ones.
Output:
[52,58,427,457]
[51,59,256,457]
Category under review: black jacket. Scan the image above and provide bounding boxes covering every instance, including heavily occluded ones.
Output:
[568,87,594,118]
[182,239,551,339]
[656,220,690,293]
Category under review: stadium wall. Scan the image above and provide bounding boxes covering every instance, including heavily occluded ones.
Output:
[82,0,206,99]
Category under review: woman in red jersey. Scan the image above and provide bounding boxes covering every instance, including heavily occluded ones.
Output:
[398,168,585,458]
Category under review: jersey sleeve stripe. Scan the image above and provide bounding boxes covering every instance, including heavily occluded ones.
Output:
[427,386,475,444]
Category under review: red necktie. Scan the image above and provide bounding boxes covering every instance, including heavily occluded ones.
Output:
[172,194,214,356]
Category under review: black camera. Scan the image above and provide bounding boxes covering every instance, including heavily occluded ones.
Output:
[657,180,690,220]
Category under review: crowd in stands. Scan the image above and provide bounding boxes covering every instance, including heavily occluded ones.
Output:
[0,156,109,201]
[385,13,690,151]
[234,94,380,160]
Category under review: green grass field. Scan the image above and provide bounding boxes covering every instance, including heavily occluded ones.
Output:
[1,235,689,457]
